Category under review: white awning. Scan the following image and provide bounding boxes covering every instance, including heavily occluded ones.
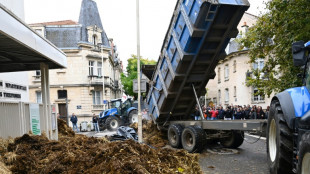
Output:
[0,4,67,72]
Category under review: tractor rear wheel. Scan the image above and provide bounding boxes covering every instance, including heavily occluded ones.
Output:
[267,100,294,174]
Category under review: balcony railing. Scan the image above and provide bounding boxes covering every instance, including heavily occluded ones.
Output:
[88,76,119,89]
[92,104,105,111]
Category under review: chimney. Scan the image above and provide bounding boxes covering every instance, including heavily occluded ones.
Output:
[241,22,249,37]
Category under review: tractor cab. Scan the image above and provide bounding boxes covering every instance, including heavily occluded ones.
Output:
[108,98,134,116]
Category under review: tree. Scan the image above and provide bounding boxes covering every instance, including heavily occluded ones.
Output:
[240,0,310,97]
[121,54,157,98]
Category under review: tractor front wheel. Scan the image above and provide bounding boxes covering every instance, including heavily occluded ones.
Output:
[298,132,310,174]
[106,117,122,131]
[267,100,294,174]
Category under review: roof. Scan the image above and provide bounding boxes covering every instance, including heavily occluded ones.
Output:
[30,20,79,26]
[0,4,67,72]
[78,0,110,47]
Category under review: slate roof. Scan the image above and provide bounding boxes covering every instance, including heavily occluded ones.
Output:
[78,0,110,47]
[30,0,110,48]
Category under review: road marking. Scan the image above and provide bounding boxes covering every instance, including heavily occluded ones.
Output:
[245,133,266,141]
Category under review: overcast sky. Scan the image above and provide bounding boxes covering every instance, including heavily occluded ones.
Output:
[24,0,266,69]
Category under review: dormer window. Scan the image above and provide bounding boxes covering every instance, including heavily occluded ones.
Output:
[87,25,102,45]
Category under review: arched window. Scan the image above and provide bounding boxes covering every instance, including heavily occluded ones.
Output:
[93,34,98,46]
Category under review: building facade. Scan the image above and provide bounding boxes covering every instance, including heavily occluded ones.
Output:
[0,0,29,103]
[205,13,272,109]
[28,0,123,124]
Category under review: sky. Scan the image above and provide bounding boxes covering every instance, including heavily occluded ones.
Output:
[24,0,266,69]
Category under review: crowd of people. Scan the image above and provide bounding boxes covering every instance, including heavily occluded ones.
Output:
[193,104,270,120]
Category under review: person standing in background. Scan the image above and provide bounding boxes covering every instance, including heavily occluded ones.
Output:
[70,113,79,132]
[92,114,100,132]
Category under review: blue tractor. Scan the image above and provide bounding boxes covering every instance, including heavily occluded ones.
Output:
[98,98,138,131]
[267,41,310,174]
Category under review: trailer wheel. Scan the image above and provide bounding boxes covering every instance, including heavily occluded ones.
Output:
[181,126,206,153]
[129,110,138,124]
[220,130,244,148]
[168,124,184,148]
[267,100,293,174]
[106,117,122,131]
[298,132,310,174]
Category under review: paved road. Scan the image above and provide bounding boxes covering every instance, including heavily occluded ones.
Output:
[199,134,268,174]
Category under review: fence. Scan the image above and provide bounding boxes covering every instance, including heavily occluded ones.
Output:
[0,102,47,139]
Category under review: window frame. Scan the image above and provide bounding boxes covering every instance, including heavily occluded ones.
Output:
[224,64,229,81]
[92,91,102,105]
[57,90,67,99]
[89,61,95,76]
[253,88,265,102]
[97,61,102,77]
[36,91,42,103]
[225,88,229,104]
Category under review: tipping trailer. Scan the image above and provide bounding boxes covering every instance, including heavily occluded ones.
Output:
[145,0,266,152]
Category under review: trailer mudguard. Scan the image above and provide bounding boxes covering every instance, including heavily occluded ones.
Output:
[127,107,137,116]
[274,87,310,129]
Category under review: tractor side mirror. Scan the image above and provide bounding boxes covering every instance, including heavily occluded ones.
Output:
[292,41,307,66]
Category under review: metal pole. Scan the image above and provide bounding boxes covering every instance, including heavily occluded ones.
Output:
[66,97,69,126]
[192,84,204,120]
[136,0,143,143]
[102,56,105,110]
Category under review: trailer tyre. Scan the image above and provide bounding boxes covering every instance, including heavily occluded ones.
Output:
[106,117,123,131]
[267,100,293,174]
[168,124,184,148]
[181,126,206,153]
[129,110,138,124]
[297,132,310,174]
[220,130,244,148]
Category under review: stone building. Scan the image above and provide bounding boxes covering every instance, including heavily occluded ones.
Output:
[28,0,123,124]
[205,13,272,109]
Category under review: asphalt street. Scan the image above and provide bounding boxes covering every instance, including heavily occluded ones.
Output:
[199,133,268,174]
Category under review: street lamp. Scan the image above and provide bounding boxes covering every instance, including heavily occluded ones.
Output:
[136,0,143,143]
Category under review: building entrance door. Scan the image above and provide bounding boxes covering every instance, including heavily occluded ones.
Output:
[58,104,67,122]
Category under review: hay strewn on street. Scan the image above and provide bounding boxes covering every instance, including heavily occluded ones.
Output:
[0,119,202,173]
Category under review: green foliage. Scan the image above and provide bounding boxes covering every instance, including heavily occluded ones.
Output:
[240,0,310,97]
[121,54,157,98]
